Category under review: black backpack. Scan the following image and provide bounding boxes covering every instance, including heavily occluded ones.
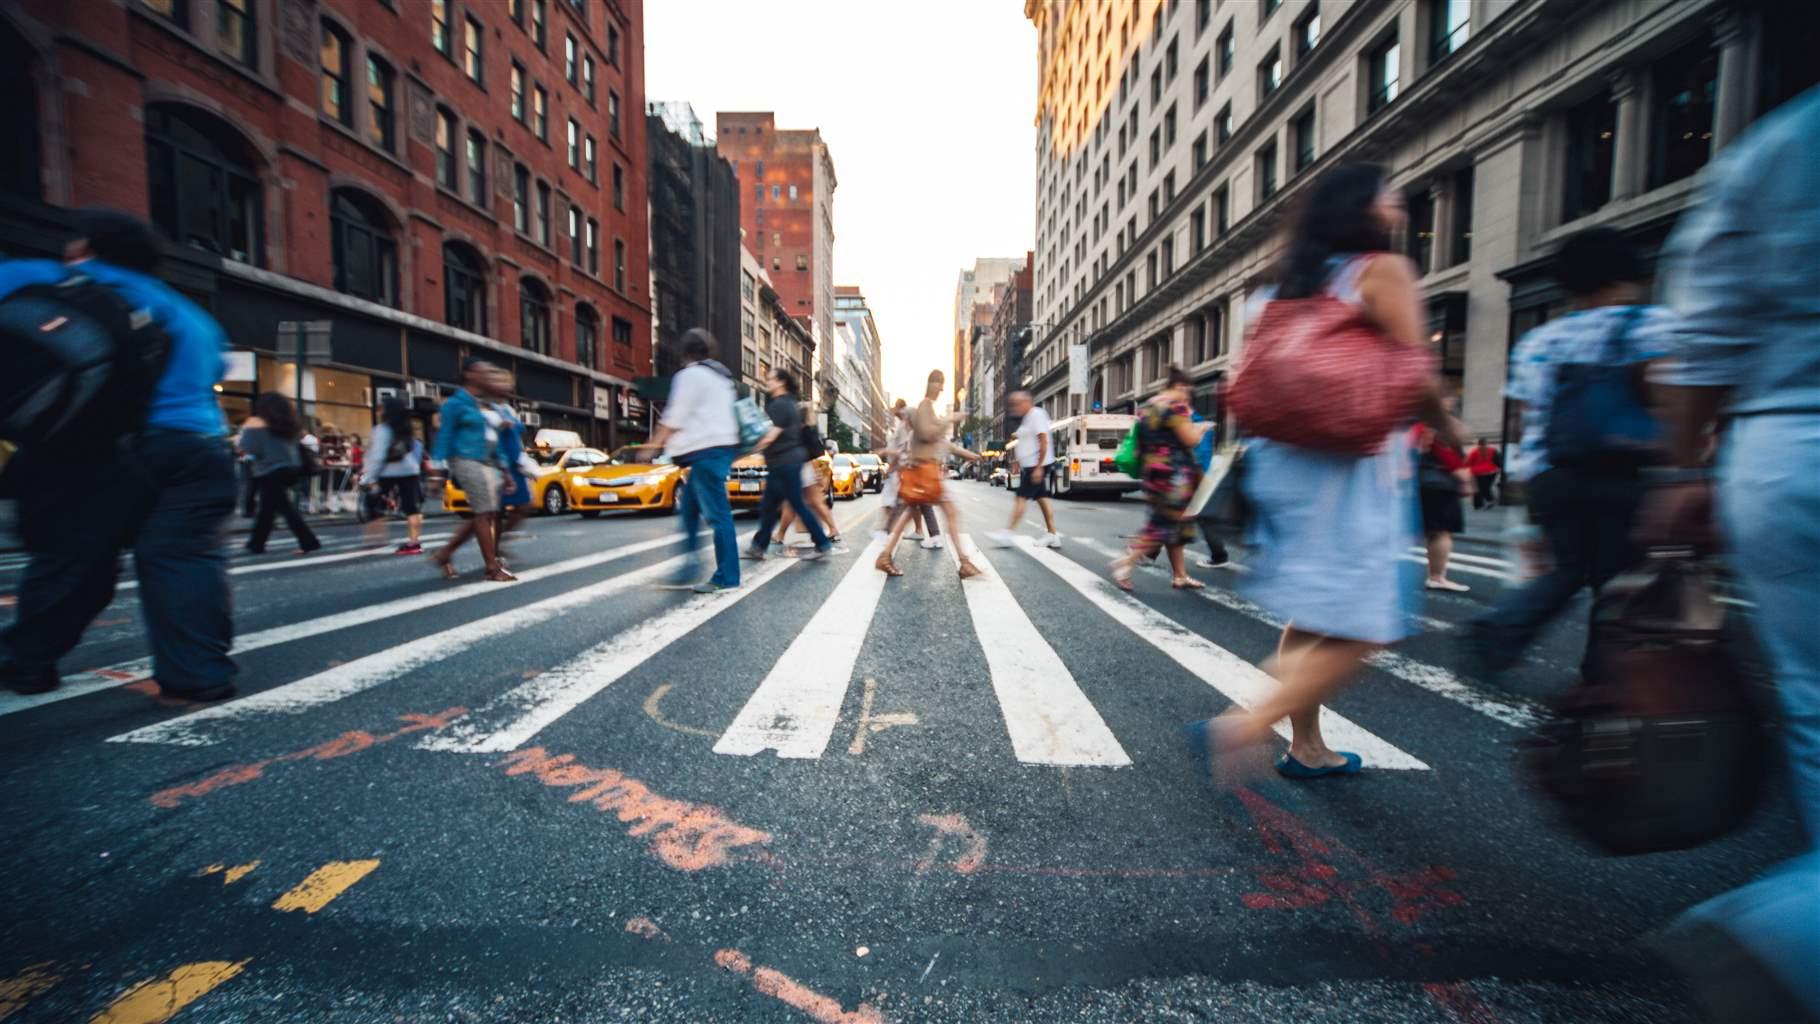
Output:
[0,270,171,458]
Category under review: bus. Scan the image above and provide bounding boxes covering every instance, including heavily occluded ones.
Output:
[1042,413,1140,497]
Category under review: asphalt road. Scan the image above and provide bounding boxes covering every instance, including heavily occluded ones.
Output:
[0,481,1800,1023]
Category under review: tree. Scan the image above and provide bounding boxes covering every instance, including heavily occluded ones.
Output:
[823,408,859,453]
[957,415,998,450]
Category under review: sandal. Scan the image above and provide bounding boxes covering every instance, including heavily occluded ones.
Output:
[1109,559,1135,592]
[1172,577,1205,590]
[875,556,904,578]
[957,559,983,580]
[430,552,458,579]
[485,564,518,582]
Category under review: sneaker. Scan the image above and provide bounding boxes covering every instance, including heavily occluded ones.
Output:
[987,530,1017,548]
[1,662,58,695]
[799,548,827,562]
[396,541,423,555]
[907,532,925,542]
[740,547,767,562]
[157,681,237,702]
[691,581,736,594]
[827,544,851,555]
[1195,558,1227,570]
[1039,532,1063,548]
[919,537,941,550]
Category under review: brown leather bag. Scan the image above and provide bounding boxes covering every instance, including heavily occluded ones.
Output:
[898,461,944,505]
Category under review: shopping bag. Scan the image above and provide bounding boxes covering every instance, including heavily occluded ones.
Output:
[1112,422,1141,477]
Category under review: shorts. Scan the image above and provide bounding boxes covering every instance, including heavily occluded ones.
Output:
[1419,487,1464,534]
[801,464,819,489]
[449,457,503,514]
[1016,468,1048,499]
[377,475,422,515]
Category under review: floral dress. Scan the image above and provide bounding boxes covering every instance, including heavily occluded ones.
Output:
[1135,395,1201,548]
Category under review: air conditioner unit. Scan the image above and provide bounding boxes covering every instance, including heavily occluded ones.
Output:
[522,411,543,427]
[407,379,439,400]
[360,387,373,408]
[374,386,401,404]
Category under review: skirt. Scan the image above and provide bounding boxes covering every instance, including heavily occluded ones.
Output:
[449,457,503,514]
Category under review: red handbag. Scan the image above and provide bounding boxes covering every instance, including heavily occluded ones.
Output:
[1228,272,1435,455]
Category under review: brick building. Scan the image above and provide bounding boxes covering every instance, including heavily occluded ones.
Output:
[647,101,739,392]
[989,256,1035,443]
[1,0,650,447]
[714,112,836,384]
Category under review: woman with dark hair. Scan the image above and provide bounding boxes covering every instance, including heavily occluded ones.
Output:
[744,365,833,561]
[237,392,321,555]
[1190,163,1456,781]
[1110,365,1211,591]
[361,396,426,553]
[429,357,513,581]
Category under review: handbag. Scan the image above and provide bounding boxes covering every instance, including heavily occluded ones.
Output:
[1194,447,1250,544]
[1228,259,1436,455]
[1417,446,1458,492]
[1522,552,1767,855]
[1112,421,1141,477]
[733,392,770,450]
[898,461,944,505]
[1543,306,1661,470]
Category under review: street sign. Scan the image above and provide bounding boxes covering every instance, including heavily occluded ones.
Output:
[1069,344,1089,395]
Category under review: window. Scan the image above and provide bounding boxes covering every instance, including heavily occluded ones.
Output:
[576,306,599,369]
[1257,139,1278,200]
[1292,107,1316,173]
[772,184,781,200]
[1368,36,1401,113]
[431,0,450,56]
[463,15,483,84]
[217,0,255,67]
[1213,184,1229,236]
[583,55,595,104]
[1259,47,1282,99]
[146,0,187,29]
[607,21,620,66]
[795,254,808,272]
[1163,103,1176,147]
[1149,129,1160,169]
[741,309,755,340]
[1196,0,1211,35]
[612,163,624,210]
[1216,103,1233,144]
[789,184,799,201]
[511,62,526,122]
[565,34,577,83]
[535,181,550,245]
[530,0,545,48]
[612,316,632,348]
[613,239,627,291]
[1296,7,1321,60]
[513,164,529,232]
[532,85,548,140]
[366,56,395,150]
[465,129,486,204]
[586,218,599,275]
[608,91,621,138]
[1451,166,1474,265]
[1165,38,1178,80]
[520,277,551,354]
[1428,0,1470,66]
[329,189,395,306]
[1407,188,1434,274]
[443,242,486,333]
[1216,23,1235,78]
[1648,35,1718,190]
[741,272,755,302]
[434,108,457,189]
[568,205,582,264]
[1562,90,1616,221]
[1192,130,1208,169]
[320,21,351,127]
[567,118,579,169]
[1150,67,1162,107]
[584,135,597,184]
[1261,0,1281,24]
[1194,57,1210,108]
[509,0,522,25]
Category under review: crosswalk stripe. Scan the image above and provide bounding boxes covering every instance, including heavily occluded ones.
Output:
[713,537,890,759]
[1010,539,1430,770]
[951,538,1131,767]
[103,549,701,747]
[417,555,805,754]
[1404,546,1514,571]
[0,533,685,719]
[1072,538,1542,728]
[113,533,457,592]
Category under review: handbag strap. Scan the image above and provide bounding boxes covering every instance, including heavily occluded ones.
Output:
[1597,305,1648,364]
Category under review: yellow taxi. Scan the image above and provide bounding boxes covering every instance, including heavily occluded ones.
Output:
[728,452,834,510]
[826,454,865,500]
[442,444,685,518]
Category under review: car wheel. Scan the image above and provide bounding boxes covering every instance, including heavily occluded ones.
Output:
[579,510,601,519]
[543,486,568,516]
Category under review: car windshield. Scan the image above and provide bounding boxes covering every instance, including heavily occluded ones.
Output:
[855,454,880,466]
[832,455,854,468]
[607,446,667,466]
[527,448,566,466]
[1085,429,1127,449]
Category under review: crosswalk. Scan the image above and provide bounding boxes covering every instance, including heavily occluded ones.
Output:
[1,507,1561,775]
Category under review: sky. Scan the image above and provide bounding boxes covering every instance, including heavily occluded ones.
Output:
[643,0,1037,404]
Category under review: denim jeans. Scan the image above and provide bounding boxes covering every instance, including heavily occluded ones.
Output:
[1679,414,1820,1014]
[750,459,829,553]
[675,445,739,588]
[3,430,237,692]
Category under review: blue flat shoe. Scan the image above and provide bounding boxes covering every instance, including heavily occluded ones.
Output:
[1275,751,1363,779]
[1183,720,1216,776]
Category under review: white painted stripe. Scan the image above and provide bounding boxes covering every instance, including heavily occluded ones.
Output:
[112,533,458,591]
[1075,540,1543,729]
[951,537,1130,767]
[106,549,700,747]
[1405,547,1515,570]
[1010,539,1429,770]
[0,533,685,719]
[713,538,889,759]
[418,556,803,753]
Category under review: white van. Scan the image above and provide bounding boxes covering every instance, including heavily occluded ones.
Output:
[1043,414,1140,496]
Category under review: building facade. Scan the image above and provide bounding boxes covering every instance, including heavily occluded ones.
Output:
[832,285,888,447]
[715,112,837,375]
[989,257,1036,443]
[647,100,740,394]
[4,0,652,448]
[952,256,1025,420]
[1025,0,1815,449]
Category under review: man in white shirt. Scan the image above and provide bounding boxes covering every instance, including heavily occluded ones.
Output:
[989,391,1061,548]
[640,329,741,592]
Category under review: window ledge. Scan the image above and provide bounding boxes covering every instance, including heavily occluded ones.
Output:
[1541,176,1702,248]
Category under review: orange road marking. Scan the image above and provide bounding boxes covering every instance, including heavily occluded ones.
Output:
[499,748,772,871]
[89,960,249,1024]
[149,708,466,809]
[914,814,987,875]
[712,947,885,1024]
[271,860,381,914]
[642,682,716,738]
[623,917,668,941]
[198,860,260,885]
[0,961,63,1016]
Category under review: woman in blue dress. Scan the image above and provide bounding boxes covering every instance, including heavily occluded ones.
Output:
[1192,164,1459,780]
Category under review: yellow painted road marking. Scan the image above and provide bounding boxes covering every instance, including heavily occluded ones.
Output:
[0,961,63,1016]
[198,860,260,885]
[642,682,716,738]
[90,960,249,1024]
[270,860,380,914]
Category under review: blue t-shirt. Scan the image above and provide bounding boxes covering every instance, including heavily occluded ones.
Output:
[0,258,228,436]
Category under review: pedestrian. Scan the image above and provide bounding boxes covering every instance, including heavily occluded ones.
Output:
[1190,412,1237,571]
[1643,85,1820,1024]
[0,209,238,700]
[428,357,514,582]
[296,422,320,512]
[1466,437,1500,509]
[772,417,843,552]
[988,391,1062,549]
[876,370,982,579]
[1463,228,1676,675]
[238,392,323,556]
[744,367,832,563]
[1109,367,1210,591]
[1189,163,1457,780]
[318,424,347,513]
[639,328,741,593]
[875,400,943,549]
[1413,413,1474,592]
[483,368,535,554]
[361,397,426,554]
[235,438,257,518]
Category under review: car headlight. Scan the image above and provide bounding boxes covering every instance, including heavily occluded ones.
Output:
[581,477,616,488]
